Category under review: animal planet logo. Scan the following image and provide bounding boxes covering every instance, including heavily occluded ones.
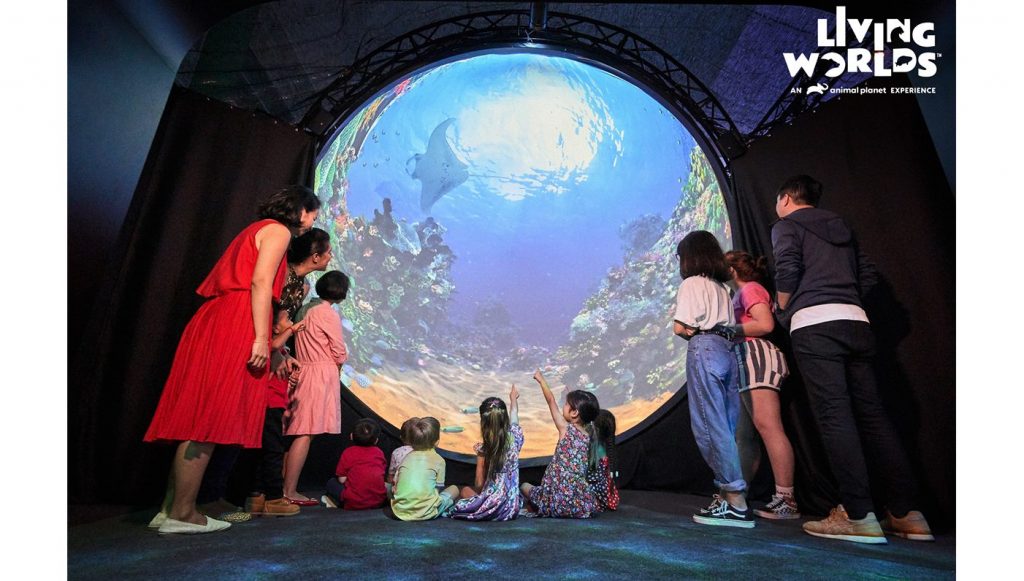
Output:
[784,6,940,80]
[807,83,829,96]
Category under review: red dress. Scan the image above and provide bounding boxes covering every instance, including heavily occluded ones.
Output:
[144,219,288,447]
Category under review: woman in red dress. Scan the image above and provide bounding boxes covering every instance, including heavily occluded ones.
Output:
[144,185,321,534]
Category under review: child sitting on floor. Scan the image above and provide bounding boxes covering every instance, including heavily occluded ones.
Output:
[390,417,459,521]
[589,409,620,512]
[520,370,599,519]
[386,417,420,498]
[448,384,524,521]
[322,418,387,510]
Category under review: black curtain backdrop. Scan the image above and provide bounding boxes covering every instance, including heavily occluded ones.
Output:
[70,86,315,504]
[728,74,954,527]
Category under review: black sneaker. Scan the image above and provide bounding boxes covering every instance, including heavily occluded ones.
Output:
[692,495,755,528]
[753,494,801,520]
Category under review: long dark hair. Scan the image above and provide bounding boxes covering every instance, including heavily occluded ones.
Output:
[676,231,730,283]
[593,409,617,463]
[479,397,510,484]
[288,227,331,264]
[257,185,321,229]
[566,390,601,472]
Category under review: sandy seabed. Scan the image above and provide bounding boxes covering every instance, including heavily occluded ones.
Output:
[347,360,676,459]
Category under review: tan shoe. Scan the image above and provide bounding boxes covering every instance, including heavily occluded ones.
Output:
[245,493,266,514]
[881,510,935,541]
[262,497,301,516]
[802,505,887,544]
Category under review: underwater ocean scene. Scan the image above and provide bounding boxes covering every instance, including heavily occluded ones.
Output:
[312,52,731,460]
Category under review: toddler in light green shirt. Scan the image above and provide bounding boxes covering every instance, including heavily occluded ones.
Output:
[391,417,460,520]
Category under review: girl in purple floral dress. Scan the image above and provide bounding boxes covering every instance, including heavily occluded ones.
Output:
[521,370,599,519]
[449,385,524,521]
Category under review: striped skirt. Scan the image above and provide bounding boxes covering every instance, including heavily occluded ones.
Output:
[734,338,789,391]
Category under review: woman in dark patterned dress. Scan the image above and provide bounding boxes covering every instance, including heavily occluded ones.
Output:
[278,227,333,319]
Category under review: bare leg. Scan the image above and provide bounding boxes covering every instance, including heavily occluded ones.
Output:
[158,465,174,515]
[749,389,795,489]
[722,489,748,510]
[520,482,534,497]
[283,435,313,500]
[736,390,762,484]
[459,485,479,499]
[168,441,216,525]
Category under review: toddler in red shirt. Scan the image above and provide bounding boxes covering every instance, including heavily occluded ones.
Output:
[322,418,387,510]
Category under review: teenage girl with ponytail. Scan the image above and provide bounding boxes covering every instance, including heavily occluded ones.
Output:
[448,384,524,521]
[520,370,599,519]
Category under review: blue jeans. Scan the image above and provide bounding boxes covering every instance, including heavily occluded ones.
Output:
[686,334,746,493]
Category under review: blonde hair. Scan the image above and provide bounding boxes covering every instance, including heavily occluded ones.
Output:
[408,417,440,451]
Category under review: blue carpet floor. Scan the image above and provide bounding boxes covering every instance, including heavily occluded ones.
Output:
[68,490,954,579]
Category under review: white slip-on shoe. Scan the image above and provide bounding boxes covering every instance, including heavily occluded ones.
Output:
[147,511,168,529]
[157,516,231,534]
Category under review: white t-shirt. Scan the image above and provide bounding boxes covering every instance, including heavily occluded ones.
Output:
[674,276,735,330]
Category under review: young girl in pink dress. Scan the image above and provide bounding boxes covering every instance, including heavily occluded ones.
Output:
[282,270,350,504]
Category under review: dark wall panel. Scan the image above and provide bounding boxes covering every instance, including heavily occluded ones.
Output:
[731,74,954,526]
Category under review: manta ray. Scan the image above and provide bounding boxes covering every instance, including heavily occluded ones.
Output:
[407,118,469,213]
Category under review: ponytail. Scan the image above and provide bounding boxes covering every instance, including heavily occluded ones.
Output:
[585,421,601,473]
[724,249,769,284]
[479,397,510,484]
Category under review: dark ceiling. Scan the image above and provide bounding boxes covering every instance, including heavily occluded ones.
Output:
[168,1,953,146]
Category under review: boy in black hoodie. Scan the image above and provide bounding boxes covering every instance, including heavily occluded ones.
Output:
[772,175,932,544]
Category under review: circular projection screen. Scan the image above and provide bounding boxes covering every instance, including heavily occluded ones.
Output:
[312,51,731,461]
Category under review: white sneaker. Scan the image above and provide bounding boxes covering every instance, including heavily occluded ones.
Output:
[321,495,338,508]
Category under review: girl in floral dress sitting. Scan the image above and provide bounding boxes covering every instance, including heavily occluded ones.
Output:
[449,384,524,521]
[520,370,599,519]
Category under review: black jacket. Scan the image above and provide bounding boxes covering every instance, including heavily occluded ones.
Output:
[770,207,878,328]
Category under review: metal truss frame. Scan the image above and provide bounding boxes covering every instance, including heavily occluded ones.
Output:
[748,30,876,141]
[301,9,747,167]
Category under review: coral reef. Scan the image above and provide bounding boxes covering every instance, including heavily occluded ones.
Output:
[554,146,731,407]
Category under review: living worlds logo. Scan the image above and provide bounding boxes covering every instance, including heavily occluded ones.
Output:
[784,6,941,94]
